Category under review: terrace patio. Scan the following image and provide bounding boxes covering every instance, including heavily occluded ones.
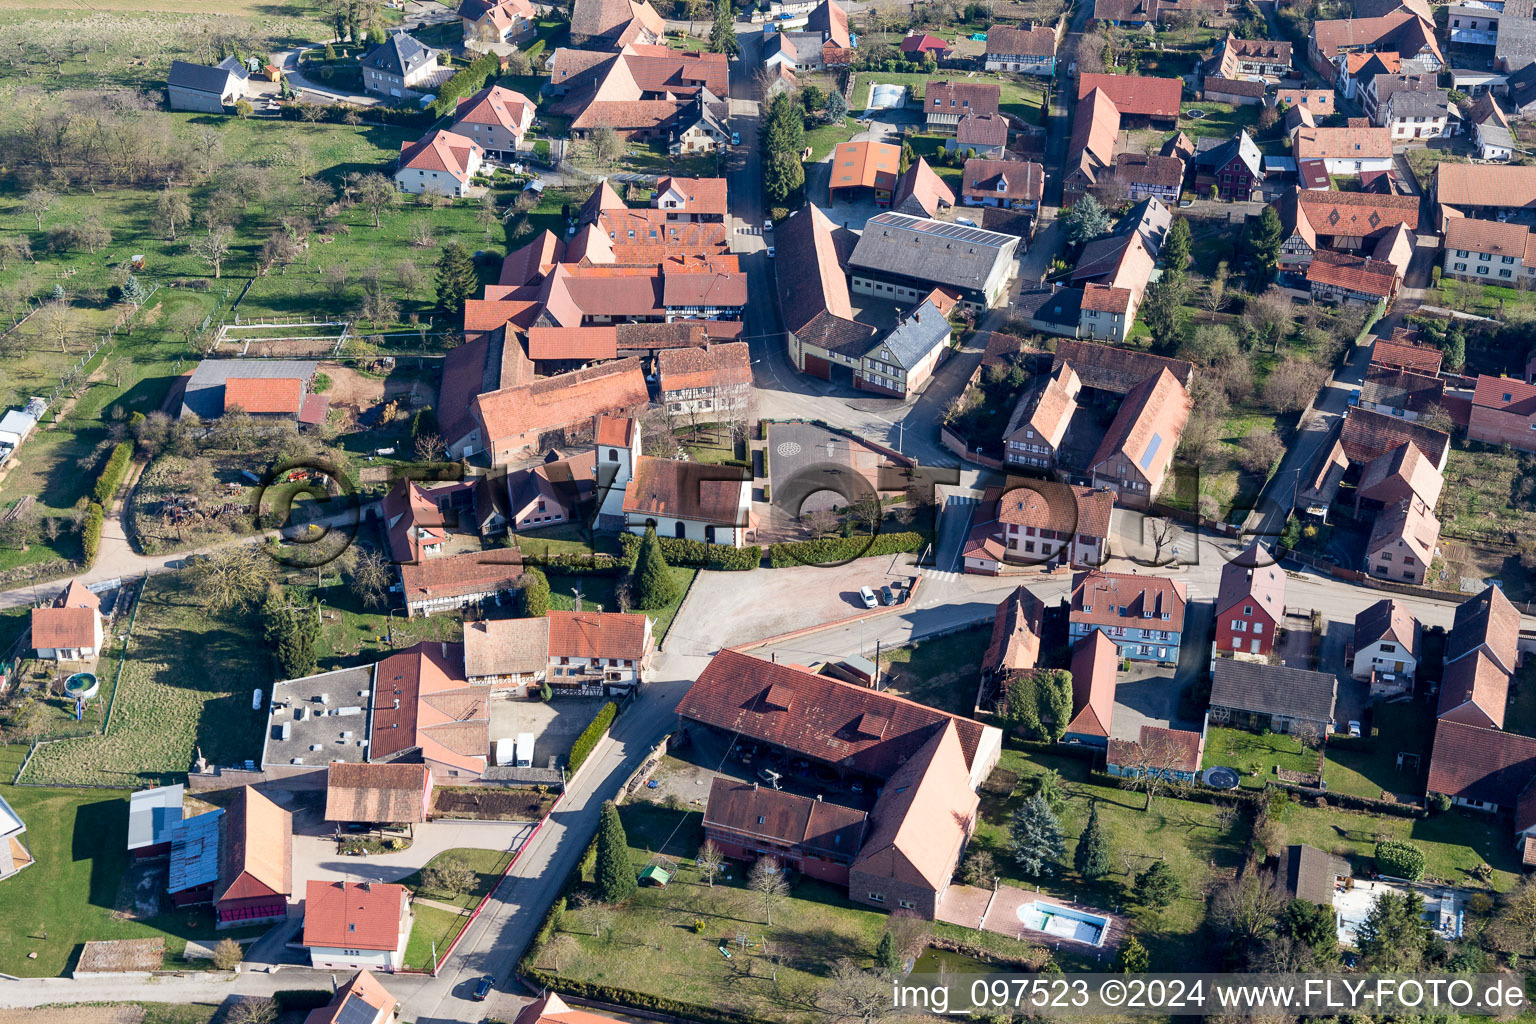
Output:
[937,882,1126,958]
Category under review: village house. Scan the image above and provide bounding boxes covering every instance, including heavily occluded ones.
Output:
[1426,719,1536,816]
[1278,88,1334,116]
[702,778,867,885]
[210,787,291,929]
[657,341,751,418]
[1443,219,1536,286]
[369,641,489,781]
[1357,364,1444,420]
[501,454,596,533]
[891,159,956,218]
[1352,598,1421,692]
[568,0,665,47]
[1306,250,1401,306]
[1088,368,1191,508]
[984,24,1057,75]
[1292,121,1394,176]
[1107,726,1205,783]
[1068,570,1188,663]
[303,881,412,973]
[1276,188,1420,273]
[924,80,1001,133]
[306,971,397,1024]
[1469,375,1536,452]
[1193,131,1263,201]
[1435,163,1536,225]
[981,586,1046,689]
[1468,94,1516,161]
[900,32,951,59]
[451,85,536,160]
[1355,440,1443,520]
[1340,406,1450,469]
[1439,646,1511,730]
[1365,497,1439,584]
[1202,77,1269,106]
[463,616,550,694]
[361,33,442,100]
[457,0,536,45]
[1214,542,1285,657]
[776,204,878,384]
[1003,364,1081,470]
[546,46,728,142]
[848,212,1018,310]
[1218,34,1294,78]
[166,57,250,113]
[31,579,103,661]
[398,549,525,618]
[962,480,1116,573]
[324,763,433,829]
[856,300,952,398]
[1306,10,1443,84]
[1076,73,1183,127]
[1209,660,1338,738]
[961,158,1044,210]
[1371,76,1453,138]
[1064,630,1118,747]
[1113,153,1186,203]
[396,129,484,198]
[948,112,1010,159]
[1065,87,1120,197]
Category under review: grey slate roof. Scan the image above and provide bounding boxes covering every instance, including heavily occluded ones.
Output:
[1277,844,1348,905]
[847,212,1016,292]
[362,33,436,77]
[1385,88,1450,118]
[167,59,241,96]
[181,358,317,420]
[1194,130,1262,177]
[876,301,950,369]
[1210,658,1338,724]
[1499,0,1536,73]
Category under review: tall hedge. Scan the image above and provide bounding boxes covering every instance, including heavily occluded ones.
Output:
[595,800,637,903]
[1374,839,1425,881]
[92,441,133,506]
[568,700,618,777]
[429,50,500,116]
[617,532,759,571]
[767,531,924,568]
[82,502,104,562]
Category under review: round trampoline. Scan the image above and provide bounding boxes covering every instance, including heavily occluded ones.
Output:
[1202,766,1240,790]
[867,84,907,110]
[1186,109,1208,119]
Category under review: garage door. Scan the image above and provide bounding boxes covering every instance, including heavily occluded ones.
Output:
[802,352,831,379]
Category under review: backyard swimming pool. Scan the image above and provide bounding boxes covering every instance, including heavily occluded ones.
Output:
[867,83,907,109]
[1017,901,1109,946]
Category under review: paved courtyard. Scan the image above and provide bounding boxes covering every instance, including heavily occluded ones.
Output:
[488,695,610,769]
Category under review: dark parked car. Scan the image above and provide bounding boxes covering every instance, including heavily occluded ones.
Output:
[473,977,494,1001]
[879,585,895,606]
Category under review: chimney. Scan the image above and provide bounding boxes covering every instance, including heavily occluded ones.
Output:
[752,781,759,791]
[440,642,447,658]
[393,699,400,709]
[361,881,371,892]
[914,309,921,323]
[815,793,823,801]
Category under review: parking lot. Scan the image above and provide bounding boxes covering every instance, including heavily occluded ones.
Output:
[668,557,917,655]
[487,695,611,769]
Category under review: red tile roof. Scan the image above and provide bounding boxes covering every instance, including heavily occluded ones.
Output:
[1306,250,1399,298]
[621,456,749,526]
[1066,631,1117,738]
[982,585,1045,677]
[654,176,728,217]
[892,157,956,217]
[224,377,304,415]
[514,992,626,1024]
[473,359,649,450]
[1089,367,1190,485]
[704,776,867,856]
[31,605,97,649]
[994,480,1115,540]
[926,80,1001,116]
[526,326,619,361]
[1371,338,1442,375]
[1297,189,1419,237]
[596,414,635,447]
[657,341,751,394]
[830,140,901,193]
[302,881,407,951]
[1081,282,1132,313]
[1293,124,1391,161]
[1107,725,1203,774]
[1437,651,1509,730]
[397,549,524,605]
[369,641,487,774]
[1427,719,1536,806]
[324,762,431,824]
[1339,406,1449,466]
[547,609,651,661]
[1447,584,1521,676]
[217,786,292,903]
[1437,163,1536,210]
[676,649,992,779]
[454,84,534,135]
[1474,374,1536,416]
[1076,72,1182,119]
[962,158,1044,203]
[1445,219,1536,267]
[399,129,482,182]
[986,23,1056,56]
[1070,569,1188,632]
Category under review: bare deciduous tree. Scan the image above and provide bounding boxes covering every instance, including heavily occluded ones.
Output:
[191,227,233,279]
[356,172,397,229]
[747,857,789,926]
[696,839,723,887]
[814,958,892,1023]
[22,187,56,231]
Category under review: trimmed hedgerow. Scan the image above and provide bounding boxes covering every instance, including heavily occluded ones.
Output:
[568,701,618,777]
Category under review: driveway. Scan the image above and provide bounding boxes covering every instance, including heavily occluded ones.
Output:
[488,695,609,768]
[290,817,536,899]
[1109,600,1211,740]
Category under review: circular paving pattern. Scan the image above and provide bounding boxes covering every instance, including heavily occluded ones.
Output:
[775,441,803,457]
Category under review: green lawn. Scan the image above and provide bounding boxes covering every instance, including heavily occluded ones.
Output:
[395,847,514,911]
[1269,800,1522,891]
[1440,447,1535,544]
[903,134,965,190]
[1201,726,1322,789]
[1322,702,1433,800]
[18,573,266,787]
[1436,279,1536,319]
[1180,101,1261,141]
[546,567,696,643]
[0,784,264,976]
[804,116,860,162]
[515,524,620,560]
[970,749,1246,970]
[530,800,1045,1023]
[879,625,990,716]
[403,902,470,971]
[288,567,466,670]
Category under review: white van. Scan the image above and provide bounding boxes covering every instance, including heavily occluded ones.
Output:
[515,732,535,768]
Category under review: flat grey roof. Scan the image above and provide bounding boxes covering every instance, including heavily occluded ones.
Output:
[262,665,376,769]
[128,784,185,850]
[180,358,317,420]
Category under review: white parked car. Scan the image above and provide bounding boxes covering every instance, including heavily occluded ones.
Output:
[766,246,775,258]
[858,586,878,609]
[763,218,773,232]
[1348,721,1362,738]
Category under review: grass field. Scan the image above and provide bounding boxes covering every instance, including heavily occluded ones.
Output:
[1322,702,1433,800]
[403,902,470,972]
[18,573,265,787]
[1440,447,1533,544]
[1201,725,1322,789]
[1269,799,1522,891]
[396,847,514,911]
[0,783,266,976]
[532,800,1045,1023]
[969,749,1246,970]
[804,116,861,162]
[879,625,989,716]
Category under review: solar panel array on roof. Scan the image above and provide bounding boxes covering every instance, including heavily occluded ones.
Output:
[167,809,223,894]
[875,212,1014,247]
[1140,433,1163,470]
[335,994,381,1024]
